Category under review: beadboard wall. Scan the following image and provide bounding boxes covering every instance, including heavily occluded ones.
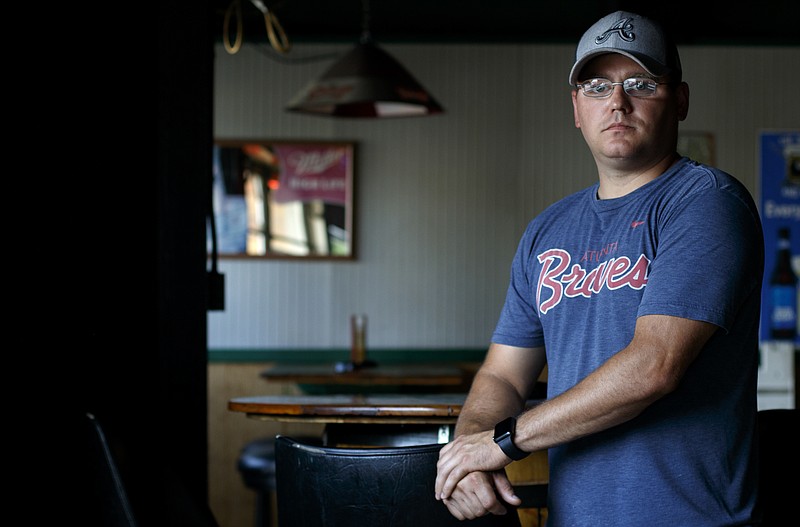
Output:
[210,42,799,355]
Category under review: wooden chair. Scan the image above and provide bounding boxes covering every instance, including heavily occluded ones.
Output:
[275,435,524,527]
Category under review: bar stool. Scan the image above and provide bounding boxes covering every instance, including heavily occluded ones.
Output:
[237,435,321,527]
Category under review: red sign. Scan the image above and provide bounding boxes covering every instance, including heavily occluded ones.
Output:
[272,144,349,205]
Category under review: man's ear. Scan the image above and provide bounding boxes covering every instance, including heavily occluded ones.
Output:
[676,82,690,121]
[572,90,581,128]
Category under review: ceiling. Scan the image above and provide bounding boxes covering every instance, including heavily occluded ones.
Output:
[213,0,800,47]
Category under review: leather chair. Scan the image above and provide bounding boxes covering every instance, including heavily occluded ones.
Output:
[85,412,220,527]
[275,435,523,527]
[85,412,138,527]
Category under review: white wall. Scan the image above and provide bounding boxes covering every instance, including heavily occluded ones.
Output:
[209,42,800,354]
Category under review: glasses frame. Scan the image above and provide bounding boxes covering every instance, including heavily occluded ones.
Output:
[575,77,670,98]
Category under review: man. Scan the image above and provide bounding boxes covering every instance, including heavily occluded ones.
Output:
[435,11,763,527]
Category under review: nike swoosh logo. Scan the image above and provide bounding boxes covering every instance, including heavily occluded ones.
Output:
[631,221,645,228]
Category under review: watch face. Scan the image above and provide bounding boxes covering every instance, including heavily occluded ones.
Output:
[493,416,529,460]
[495,430,511,441]
[494,417,515,442]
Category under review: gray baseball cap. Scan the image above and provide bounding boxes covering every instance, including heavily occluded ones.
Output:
[568,11,682,86]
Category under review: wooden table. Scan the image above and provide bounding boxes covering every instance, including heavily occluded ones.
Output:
[229,393,543,446]
[230,393,465,423]
[253,362,474,443]
[230,393,467,445]
[260,363,469,387]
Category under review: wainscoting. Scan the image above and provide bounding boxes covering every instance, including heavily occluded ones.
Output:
[208,362,325,527]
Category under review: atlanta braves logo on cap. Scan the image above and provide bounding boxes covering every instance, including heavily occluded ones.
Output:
[595,17,635,45]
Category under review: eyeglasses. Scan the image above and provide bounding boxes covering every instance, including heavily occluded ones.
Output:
[576,77,668,98]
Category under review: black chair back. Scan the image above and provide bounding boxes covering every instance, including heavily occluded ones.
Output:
[275,435,522,527]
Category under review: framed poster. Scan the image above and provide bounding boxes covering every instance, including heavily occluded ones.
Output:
[209,140,356,260]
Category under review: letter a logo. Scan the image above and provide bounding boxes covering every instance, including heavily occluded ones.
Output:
[595,17,635,44]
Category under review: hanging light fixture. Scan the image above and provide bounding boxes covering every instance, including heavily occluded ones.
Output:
[285,1,444,118]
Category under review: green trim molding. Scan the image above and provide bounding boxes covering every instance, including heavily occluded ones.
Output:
[208,347,488,364]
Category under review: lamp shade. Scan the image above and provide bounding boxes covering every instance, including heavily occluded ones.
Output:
[286,41,444,118]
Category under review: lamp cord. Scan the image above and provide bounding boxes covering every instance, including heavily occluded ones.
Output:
[223,0,291,55]
[223,0,243,54]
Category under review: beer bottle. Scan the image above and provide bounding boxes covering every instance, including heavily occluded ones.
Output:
[769,227,798,340]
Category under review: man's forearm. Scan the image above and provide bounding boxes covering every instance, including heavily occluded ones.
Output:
[455,370,528,436]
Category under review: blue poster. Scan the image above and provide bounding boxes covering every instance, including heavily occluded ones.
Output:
[759,130,800,346]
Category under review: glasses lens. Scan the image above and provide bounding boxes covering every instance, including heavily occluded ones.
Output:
[623,78,658,97]
[581,78,612,98]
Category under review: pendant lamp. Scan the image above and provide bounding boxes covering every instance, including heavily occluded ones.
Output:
[285,4,443,118]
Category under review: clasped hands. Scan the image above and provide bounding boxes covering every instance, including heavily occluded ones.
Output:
[434,430,522,520]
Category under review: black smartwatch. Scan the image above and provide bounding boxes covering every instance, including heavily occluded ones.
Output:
[493,416,529,461]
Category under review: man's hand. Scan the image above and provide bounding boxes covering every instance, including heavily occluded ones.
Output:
[441,470,521,520]
[435,430,521,517]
